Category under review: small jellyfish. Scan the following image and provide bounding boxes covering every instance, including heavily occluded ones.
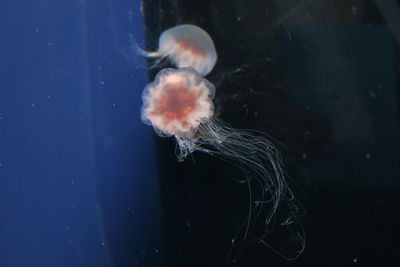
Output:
[143,24,217,76]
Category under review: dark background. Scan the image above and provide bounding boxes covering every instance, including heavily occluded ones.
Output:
[142,0,400,266]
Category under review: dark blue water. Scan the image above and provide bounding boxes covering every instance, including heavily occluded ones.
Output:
[0,1,164,266]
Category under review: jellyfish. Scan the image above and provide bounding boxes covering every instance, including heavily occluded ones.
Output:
[142,24,217,76]
[141,68,303,256]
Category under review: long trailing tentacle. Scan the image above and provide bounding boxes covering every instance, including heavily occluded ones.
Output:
[174,118,305,262]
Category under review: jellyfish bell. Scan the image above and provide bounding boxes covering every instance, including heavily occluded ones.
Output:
[143,24,218,76]
[141,67,215,139]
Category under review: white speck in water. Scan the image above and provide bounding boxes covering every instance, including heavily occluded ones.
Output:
[365,153,371,159]
[231,239,235,244]
[101,241,105,246]
[48,41,52,46]
[302,152,307,160]
[112,103,116,107]
[71,180,75,184]
[47,94,51,99]
[0,163,3,167]
[253,112,258,117]
[35,28,39,33]
[32,104,35,108]
[0,116,3,120]
[368,91,376,98]
[100,81,104,85]
[353,258,358,263]
[66,226,70,231]
[187,221,191,228]
[155,248,159,253]
[352,6,357,16]
[237,16,242,21]
[97,66,102,71]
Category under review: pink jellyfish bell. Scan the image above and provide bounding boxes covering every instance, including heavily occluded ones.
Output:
[145,24,218,76]
[141,67,215,138]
